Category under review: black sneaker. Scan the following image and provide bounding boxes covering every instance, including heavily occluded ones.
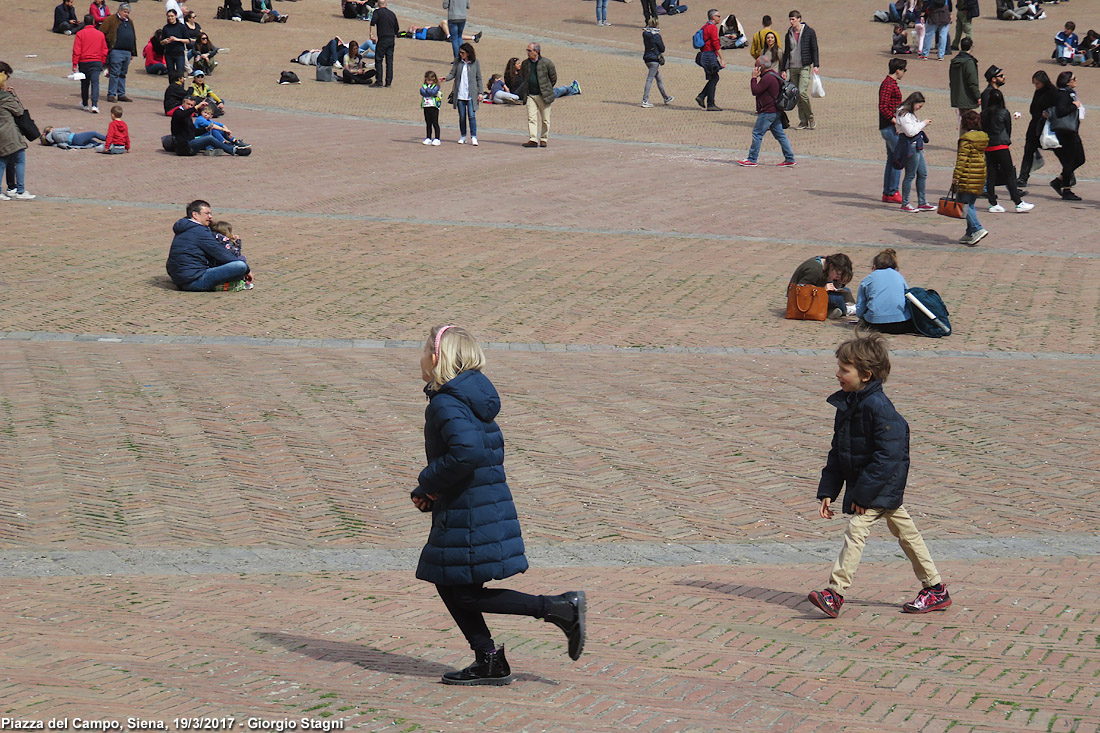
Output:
[1061,189,1082,201]
[902,584,952,613]
[807,588,843,618]
[695,94,706,109]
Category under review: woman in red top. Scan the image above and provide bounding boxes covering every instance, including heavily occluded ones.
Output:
[143,30,167,75]
[695,9,725,111]
[90,0,111,27]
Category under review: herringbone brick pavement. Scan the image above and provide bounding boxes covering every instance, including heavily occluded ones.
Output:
[1,0,1099,730]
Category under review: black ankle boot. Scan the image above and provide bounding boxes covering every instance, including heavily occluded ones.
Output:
[441,646,513,686]
[543,591,586,661]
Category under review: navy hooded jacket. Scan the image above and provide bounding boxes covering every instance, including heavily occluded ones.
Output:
[412,369,529,586]
[165,217,248,289]
[817,380,910,514]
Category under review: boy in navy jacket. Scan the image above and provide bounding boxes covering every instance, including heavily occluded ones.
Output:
[808,333,950,618]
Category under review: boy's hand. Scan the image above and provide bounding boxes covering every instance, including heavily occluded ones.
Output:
[819,498,834,519]
[851,503,867,515]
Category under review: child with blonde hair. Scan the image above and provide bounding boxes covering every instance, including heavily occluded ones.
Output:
[807,332,950,619]
[420,70,441,146]
[209,220,253,290]
[412,325,586,685]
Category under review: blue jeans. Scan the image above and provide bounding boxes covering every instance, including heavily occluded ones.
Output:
[958,192,982,235]
[189,133,236,154]
[595,0,607,22]
[0,148,27,193]
[165,53,186,77]
[457,99,476,137]
[553,84,577,98]
[108,49,131,97]
[145,62,167,75]
[104,144,127,154]
[880,126,901,195]
[700,51,720,106]
[902,149,927,206]
[78,60,102,106]
[447,19,465,60]
[71,131,106,146]
[180,260,249,291]
[747,112,794,163]
[922,23,949,58]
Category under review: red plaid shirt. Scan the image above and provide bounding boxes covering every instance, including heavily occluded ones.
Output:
[879,75,902,129]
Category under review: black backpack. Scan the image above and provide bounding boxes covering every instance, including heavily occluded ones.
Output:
[770,71,799,111]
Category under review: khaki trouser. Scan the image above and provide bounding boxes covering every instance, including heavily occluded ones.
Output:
[526,94,551,143]
[827,505,941,594]
[952,9,972,49]
[787,66,814,127]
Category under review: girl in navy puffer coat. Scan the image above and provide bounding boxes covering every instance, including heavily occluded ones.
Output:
[411,325,587,686]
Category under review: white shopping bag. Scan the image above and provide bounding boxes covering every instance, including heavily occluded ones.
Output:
[810,71,825,98]
[1039,120,1061,150]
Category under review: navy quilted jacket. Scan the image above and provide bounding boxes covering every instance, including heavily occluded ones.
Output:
[413,370,529,586]
[817,380,910,514]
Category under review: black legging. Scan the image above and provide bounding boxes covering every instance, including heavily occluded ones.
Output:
[1053,131,1085,189]
[436,583,546,653]
[1016,118,1041,183]
[984,148,1023,206]
[423,106,439,140]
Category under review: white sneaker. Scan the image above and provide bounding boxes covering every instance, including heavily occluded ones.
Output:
[1016,201,1035,212]
[640,101,654,108]
[80,104,89,111]
[0,192,10,201]
[988,204,1006,213]
[11,191,36,200]
[431,138,441,146]
[470,136,478,146]
[422,137,432,145]
[91,106,99,114]
[457,136,465,144]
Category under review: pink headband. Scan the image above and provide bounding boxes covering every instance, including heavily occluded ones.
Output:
[433,325,455,357]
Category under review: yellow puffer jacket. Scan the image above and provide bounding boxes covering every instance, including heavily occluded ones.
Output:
[952,130,989,195]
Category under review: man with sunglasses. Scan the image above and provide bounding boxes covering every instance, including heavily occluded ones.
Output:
[101,3,136,103]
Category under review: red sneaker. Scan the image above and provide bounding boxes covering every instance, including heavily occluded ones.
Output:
[737,159,759,167]
[902,584,951,614]
[882,192,902,203]
[807,588,843,618]
[776,160,797,167]
[917,203,938,212]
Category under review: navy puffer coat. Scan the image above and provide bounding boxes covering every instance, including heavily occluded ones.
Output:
[817,380,910,514]
[413,369,529,586]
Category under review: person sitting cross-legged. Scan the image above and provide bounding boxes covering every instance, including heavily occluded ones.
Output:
[166,199,253,292]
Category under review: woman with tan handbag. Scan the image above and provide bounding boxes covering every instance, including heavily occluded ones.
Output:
[789,254,854,320]
[952,109,989,246]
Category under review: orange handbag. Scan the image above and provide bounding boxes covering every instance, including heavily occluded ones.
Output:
[786,283,829,321]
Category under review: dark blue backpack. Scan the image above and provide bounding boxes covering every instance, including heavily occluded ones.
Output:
[905,287,951,337]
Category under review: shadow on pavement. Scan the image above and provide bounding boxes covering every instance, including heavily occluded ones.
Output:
[255,631,557,684]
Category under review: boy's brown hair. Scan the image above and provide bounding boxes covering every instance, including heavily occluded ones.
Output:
[835,332,892,383]
[110,105,123,118]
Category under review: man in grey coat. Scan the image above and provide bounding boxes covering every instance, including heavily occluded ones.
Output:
[442,0,469,62]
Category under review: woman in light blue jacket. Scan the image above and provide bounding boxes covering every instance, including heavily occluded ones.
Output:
[856,248,914,334]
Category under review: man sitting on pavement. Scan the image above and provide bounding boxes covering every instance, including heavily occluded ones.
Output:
[166,199,252,291]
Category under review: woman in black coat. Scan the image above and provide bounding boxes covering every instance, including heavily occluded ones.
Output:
[1016,70,1061,188]
[411,325,586,686]
[1048,70,1085,201]
[641,19,671,107]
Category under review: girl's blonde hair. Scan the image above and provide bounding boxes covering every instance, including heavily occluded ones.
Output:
[427,324,485,389]
[424,70,439,85]
[210,220,233,237]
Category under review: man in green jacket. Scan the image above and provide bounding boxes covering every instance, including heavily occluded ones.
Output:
[520,42,556,148]
[948,37,979,130]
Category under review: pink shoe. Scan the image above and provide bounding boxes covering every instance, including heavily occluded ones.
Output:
[917,203,937,212]
[900,204,918,212]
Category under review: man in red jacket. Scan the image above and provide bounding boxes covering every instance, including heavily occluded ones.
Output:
[72,15,108,113]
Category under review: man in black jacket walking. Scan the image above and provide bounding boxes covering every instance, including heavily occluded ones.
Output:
[780,9,819,130]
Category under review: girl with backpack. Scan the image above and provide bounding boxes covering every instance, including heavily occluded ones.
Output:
[412,325,587,686]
